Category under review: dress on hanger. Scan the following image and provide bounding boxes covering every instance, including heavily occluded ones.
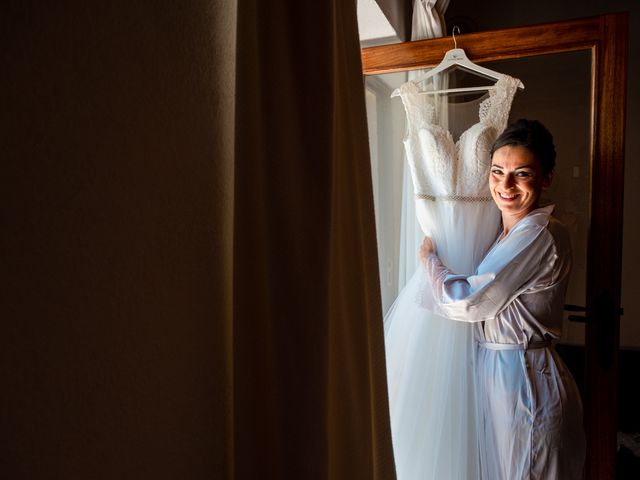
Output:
[385,75,519,479]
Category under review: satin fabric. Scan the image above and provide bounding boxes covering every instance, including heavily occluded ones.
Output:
[423,205,586,479]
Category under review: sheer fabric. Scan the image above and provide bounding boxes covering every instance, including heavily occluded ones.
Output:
[386,76,520,479]
[397,0,451,293]
[411,0,448,40]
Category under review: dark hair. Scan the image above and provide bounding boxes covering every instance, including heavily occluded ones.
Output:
[490,119,556,175]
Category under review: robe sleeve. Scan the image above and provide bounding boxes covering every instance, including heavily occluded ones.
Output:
[421,223,557,323]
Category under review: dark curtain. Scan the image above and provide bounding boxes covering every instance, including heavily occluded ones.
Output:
[2,1,394,478]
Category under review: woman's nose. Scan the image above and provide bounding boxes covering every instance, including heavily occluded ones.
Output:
[502,173,516,188]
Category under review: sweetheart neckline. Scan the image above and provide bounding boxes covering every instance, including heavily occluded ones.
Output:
[402,76,509,145]
[398,75,520,152]
[396,74,521,197]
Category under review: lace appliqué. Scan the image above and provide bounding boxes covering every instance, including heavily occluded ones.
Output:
[394,74,521,200]
[479,76,521,132]
[393,82,436,134]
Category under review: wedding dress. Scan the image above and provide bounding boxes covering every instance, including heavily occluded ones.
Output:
[385,75,520,479]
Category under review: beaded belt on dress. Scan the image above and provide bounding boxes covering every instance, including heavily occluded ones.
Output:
[477,340,552,351]
[415,193,493,202]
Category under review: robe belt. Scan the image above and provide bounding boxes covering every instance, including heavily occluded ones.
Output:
[477,340,552,351]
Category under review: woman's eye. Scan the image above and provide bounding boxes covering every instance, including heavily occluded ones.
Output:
[491,169,502,175]
[516,171,533,177]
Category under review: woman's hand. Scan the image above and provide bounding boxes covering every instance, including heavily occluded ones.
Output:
[419,236,436,267]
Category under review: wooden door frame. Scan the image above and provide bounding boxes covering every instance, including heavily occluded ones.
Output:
[361,13,628,479]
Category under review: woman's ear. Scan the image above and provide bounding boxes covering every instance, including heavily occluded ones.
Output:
[542,170,554,189]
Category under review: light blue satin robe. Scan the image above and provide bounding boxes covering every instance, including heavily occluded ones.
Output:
[423,205,586,480]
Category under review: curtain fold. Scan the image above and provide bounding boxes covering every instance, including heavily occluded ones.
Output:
[213,0,237,477]
[233,1,395,478]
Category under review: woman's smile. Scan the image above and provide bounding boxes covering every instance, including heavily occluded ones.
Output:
[497,192,519,200]
[489,145,552,228]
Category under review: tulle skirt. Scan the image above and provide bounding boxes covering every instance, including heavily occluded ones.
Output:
[385,268,480,480]
[385,199,500,479]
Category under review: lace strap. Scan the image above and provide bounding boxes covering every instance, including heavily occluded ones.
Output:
[392,81,436,133]
[478,75,521,134]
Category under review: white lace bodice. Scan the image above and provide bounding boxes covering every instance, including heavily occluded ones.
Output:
[393,75,521,199]
[391,74,520,273]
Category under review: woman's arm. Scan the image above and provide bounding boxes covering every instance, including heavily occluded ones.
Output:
[419,224,556,323]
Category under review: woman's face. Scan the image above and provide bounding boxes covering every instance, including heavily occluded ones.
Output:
[489,145,552,222]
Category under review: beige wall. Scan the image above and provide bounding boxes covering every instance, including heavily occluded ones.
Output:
[2,2,233,477]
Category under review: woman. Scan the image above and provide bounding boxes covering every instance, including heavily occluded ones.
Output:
[419,119,586,479]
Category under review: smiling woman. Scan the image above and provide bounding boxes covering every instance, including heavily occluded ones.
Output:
[488,119,555,237]
[363,14,628,478]
[419,119,586,479]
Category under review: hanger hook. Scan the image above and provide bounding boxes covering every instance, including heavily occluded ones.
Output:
[452,25,461,49]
